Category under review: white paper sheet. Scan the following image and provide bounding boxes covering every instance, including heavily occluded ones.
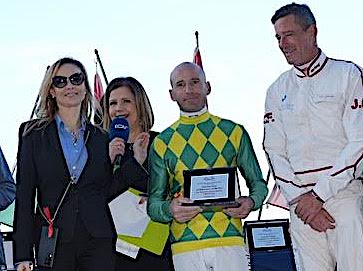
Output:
[116,238,140,258]
[108,190,150,237]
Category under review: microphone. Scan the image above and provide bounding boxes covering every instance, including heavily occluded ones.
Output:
[109,116,129,141]
[109,117,129,165]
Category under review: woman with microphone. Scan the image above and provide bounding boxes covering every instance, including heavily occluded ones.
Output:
[103,77,174,271]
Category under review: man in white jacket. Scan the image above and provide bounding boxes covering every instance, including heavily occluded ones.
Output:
[264,3,363,271]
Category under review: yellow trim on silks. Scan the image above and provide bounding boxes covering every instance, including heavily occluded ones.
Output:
[128,187,142,196]
[171,236,244,255]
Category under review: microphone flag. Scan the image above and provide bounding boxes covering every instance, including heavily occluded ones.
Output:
[109,117,129,142]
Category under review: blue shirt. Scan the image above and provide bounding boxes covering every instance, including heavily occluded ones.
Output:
[55,116,88,183]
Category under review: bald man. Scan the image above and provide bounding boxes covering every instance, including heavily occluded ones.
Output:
[147,62,268,271]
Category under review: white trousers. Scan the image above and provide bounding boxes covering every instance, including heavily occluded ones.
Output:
[290,180,363,271]
[172,245,250,271]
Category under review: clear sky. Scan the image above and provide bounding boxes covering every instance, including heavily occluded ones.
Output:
[1,0,362,220]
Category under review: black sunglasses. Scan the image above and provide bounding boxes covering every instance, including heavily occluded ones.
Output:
[52,73,85,88]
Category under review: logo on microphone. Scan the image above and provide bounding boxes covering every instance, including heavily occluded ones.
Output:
[109,117,130,141]
[115,124,128,129]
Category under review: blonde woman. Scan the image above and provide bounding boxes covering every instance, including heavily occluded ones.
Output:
[14,58,138,271]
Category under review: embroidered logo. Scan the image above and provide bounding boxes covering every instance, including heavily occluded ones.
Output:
[351,98,363,110]
[264,112,275,124]
[281,94,294,111]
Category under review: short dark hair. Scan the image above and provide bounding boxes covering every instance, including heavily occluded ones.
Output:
[271,3,316,30]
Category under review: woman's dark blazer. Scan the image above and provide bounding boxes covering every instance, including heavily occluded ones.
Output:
[13,120,148,263]
[112,131,158,194]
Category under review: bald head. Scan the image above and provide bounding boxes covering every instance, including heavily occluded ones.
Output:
[170,62,206,87]
[168,61,210,112]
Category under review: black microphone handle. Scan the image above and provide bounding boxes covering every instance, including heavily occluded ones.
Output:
[114,154,124,167]
[114,149,130,167]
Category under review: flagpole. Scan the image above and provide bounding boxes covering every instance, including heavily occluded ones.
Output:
[28,94,40,121]
[11,65,50,176]
[94,49,109,85]
[28,65,50,120]
[195,31,199,47]
[257,170,271,221]
[17,92,41,169]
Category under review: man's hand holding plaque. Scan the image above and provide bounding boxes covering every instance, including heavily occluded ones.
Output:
[170,196,202,223]
[224,196,255,219]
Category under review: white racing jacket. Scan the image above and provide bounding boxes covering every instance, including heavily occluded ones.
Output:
[264,51,363,203]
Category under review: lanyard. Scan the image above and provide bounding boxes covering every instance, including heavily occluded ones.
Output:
[38,179,74,237]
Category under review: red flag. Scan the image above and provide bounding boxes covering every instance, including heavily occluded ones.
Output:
[266,184,289,210]
[94,72,104,101]
[193,45,203,70]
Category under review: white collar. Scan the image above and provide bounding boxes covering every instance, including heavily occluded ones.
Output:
[293,49,328,78]
[180,106,208,118]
